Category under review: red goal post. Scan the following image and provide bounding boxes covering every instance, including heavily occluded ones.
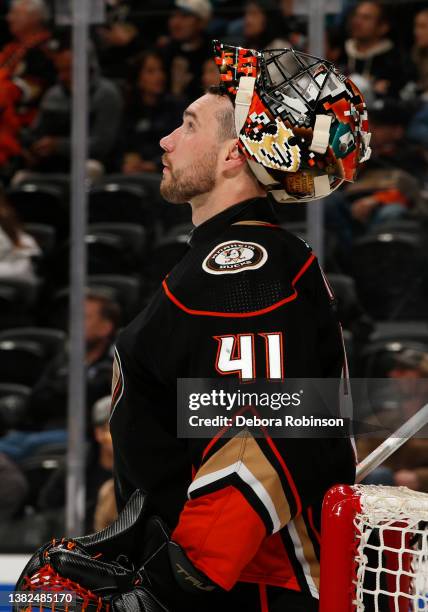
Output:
[319,484,428,612]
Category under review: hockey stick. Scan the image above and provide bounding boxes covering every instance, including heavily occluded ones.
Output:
[356,402,428,483]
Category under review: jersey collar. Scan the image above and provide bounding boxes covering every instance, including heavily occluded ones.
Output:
[188,197,277,247]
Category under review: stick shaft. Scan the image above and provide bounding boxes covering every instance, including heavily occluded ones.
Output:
[356,403,428,483]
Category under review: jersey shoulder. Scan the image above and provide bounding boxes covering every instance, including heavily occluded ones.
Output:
[163,223,319,316]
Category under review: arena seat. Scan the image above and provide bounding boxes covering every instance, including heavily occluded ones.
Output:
[0,328,66,362]
[88,182,152,225]
[24,223,56,255]
[0,340,47,386]
[88,274,143,322]
[351,232,427,320]
[0,383,31,433]
[88,223,147,260]
[0,278,40,329]
[145,234,189,287]
[369,320,428,345]
[7,183,68,235]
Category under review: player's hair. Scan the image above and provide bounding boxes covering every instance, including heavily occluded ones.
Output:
[207,85,237,141]
[86,290,121,331]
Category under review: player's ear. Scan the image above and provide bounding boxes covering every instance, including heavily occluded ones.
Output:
[222,138,247,175]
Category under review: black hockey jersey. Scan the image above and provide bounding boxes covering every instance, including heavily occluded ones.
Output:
[110,197,355,611]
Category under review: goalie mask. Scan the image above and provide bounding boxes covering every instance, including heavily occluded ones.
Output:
[213,40,371,203]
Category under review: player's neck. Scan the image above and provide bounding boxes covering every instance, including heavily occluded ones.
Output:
[190,181,266,226]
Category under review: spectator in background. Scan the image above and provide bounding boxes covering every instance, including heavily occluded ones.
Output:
[358,348,428,492]
[412,8,428,96]
[0,191,40,281]
[121,51,185,175]
[94,0,144,83]
[227,0,290,51]
[159,0,213,100]
[340,1,406,97]
[29,291,121,430]
[0,0,56,119]
[324,99,424,260]
[201,57,220,90]
[0,0,56,172]
[406,13,428,153]
[365,100,426,180]
[88,395,116,530]
[39,395,116,531]
[242,0,290,50]
[21,38,123,175]
[94,478,117,531]
[278,0,306,50]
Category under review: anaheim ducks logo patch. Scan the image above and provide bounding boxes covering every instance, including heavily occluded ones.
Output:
[202,240,268,275]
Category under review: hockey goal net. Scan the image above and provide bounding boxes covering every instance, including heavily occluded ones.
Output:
[319,484,428,611]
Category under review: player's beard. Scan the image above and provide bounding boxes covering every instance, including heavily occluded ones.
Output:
[160,150,217,203]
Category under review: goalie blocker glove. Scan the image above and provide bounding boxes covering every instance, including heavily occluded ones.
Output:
[14,490,218,612]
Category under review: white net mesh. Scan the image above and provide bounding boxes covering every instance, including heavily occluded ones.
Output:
[353,485,428,611]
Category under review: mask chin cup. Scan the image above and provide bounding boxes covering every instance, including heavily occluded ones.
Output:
[270,175,344,204]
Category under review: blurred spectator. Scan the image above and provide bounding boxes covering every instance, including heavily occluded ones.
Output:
[358,348,428,491]
[227,0,291,51]
[340,1,407,97]
[412,8,428,96]
[0,0,55,113]
[121,51,185,175]
[0,452,28,519]
[278,0,306,50]
[29,292,121,429]
[0,0,56,171]
[159,0,213,100]
[325,166,420,260]
[325,98,426,259]
[88,395,116,529]
[0,191,40,281]
[365,100,427,180]
[21,38,123,174]
[94,0,144,82]
[201,57,220,90]
[0,429,66,462]
[405,93,428,153]
[94,478,117,531]
[39,395,116,531]
[243,0,290,50]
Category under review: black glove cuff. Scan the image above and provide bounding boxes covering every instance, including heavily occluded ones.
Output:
[168,541,217,594]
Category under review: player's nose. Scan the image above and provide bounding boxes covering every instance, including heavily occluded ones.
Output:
[160,127,178,152]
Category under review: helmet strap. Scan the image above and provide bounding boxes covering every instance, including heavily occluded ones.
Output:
[234,76,256,134]
[310,115,332,154]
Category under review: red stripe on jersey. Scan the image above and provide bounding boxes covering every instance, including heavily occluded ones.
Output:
[259,584,269,612]
[162,254,316,318]
[200,405,302,518]
[264,433,302,516]
[172,486,266,591]
[292,253,316,285]
[201,404,251,461]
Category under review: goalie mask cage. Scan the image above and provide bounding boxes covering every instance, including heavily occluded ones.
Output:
[319,484,428,612]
